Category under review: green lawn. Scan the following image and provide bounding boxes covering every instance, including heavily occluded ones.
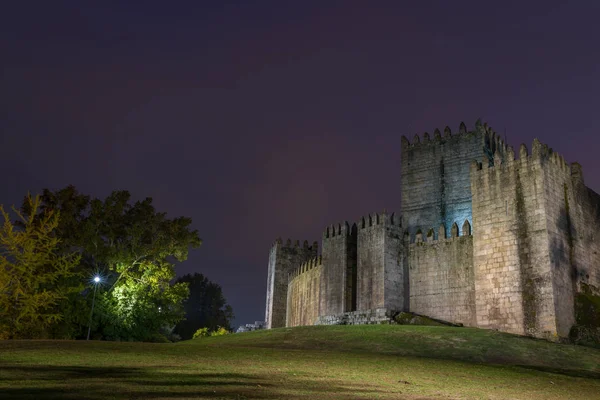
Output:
[1,325,599,399]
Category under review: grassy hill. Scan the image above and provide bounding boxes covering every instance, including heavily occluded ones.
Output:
[1,325,599,399]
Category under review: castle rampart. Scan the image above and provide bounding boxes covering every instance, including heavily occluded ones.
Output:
[408,220,476,327]
[264,238,317,329]
[470,139,575,338]
[265,120,600,342]
[356,212,405,312]
[287,256,323,327]
[401,120,505,241]
[320,222,358,315]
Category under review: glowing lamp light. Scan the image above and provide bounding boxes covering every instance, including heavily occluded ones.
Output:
[87,275,102,340]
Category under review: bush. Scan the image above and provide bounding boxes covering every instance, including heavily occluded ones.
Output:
[145,333,171,343]
[569,325,600,349]
[571,284,600,348]
[192,326,230,339]
[209,326,230,337]
[193,327,209,339]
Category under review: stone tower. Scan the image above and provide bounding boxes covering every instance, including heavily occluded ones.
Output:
[264,239,316,329]
[319,222,357,316]
[356,212,405,312]
[265,120,600,342]
[400,120,504,238]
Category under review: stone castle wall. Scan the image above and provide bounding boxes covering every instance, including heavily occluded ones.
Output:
[356,212,405,311]
[264,239,316,329]
[287,256,323,327]
[570,164,600,293]
[537,144,578,337]
[407,222,476,327]
[267,120,600,341]
[320,222,357,316]
[470,140,574,338]
[400,121,506,239]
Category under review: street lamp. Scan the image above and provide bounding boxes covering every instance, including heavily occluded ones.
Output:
[86,276,101,340]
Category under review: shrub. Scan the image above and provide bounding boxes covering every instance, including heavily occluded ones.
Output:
[209,326,230,337]
[192,326,230,339]
[145,333,171,343]
[193,327,209,339]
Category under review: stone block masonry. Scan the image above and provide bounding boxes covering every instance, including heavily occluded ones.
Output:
[287,256,322,326]
[315,308,395,326]
[357,212,405,312]
[264,239,317,329]
[401,120,508,240]
[408,221,476,327]
[320,222,357,316]
[265,120,600,342]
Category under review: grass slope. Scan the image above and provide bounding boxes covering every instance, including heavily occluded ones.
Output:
[1,325,599,399]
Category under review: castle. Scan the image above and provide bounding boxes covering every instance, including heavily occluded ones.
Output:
[264,120,600,341]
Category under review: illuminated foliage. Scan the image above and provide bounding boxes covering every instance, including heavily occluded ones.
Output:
[0,195,81,339]
[192,327,209,339]
[28,186,202,341]
[192,326,230,339]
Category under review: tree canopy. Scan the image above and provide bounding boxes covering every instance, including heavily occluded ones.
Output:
[15,185,203,341]
[174,273,234,340]
[0,195,81,339]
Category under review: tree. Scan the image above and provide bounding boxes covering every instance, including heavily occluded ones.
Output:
[174,273,234,340]
[24,186,202,341]
[0,195,81,339]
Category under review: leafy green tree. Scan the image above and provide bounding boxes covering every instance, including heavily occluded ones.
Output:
[174,273,234,340]
[0,195,81,339]
[25,186,202,341]
[16,187,91,339]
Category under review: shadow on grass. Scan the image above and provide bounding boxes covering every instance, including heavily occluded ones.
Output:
[242,325,600,381]
[514,365,600,380]
[0,365,393,399]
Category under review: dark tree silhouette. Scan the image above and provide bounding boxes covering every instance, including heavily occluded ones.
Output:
[174,273,234,340]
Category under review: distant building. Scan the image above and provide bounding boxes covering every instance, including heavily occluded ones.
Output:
[264,120,600,341]
[236,321,265,333]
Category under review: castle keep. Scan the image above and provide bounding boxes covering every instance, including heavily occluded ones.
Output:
[264,120,600,340]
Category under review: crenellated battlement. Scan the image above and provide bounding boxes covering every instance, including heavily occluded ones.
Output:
[288,255,323,282]
[323,221,356,239]
[470,138,573,176]
[271,237,318,253]
[358,211,401,229]
[407,219,471,244]
[272,119,599,341]
[401,119,497,150]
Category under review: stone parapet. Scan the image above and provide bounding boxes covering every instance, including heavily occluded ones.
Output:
[315,308,396,326]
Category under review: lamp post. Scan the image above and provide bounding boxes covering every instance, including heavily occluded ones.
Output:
[86,276,101,341]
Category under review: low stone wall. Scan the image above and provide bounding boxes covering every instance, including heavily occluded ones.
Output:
[315,308,396,325]
[236,321,265,333]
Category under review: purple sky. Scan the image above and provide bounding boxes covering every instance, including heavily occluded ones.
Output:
[1,1,599,327]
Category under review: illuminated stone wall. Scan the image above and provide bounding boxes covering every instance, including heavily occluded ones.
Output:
[356,212,405,312]
[471,140,579,339]
[400,121,505,239]
[286,257,322,327]
[267,121,600,342]
[407,223,476,327]
[264,239,317,329]
[319,222,357,316]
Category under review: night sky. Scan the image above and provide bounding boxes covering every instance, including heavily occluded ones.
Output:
[2,1,599,327]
